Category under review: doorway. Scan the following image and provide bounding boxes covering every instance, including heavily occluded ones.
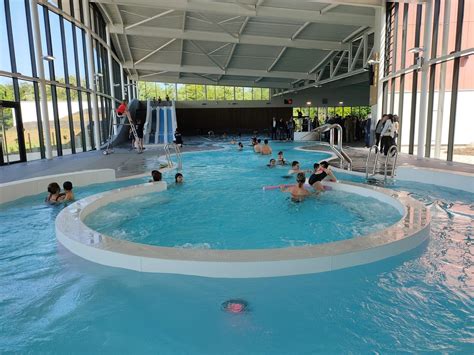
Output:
[0,100,26,165]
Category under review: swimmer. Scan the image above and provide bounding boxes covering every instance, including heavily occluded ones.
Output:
[254,139,262,153]
[261,139,272,155]
[288,160,307,174]
[280,172,310,202]
[277,151,286,165]
[45,182,61,203]
[237,142,244,150]
[308,161,337,192]
[175,173,184,184]
[267,158,276,167]
[150,170,162,182]
[59,181,74,201]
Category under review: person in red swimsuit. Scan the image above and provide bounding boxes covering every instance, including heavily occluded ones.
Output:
[116,100,127,116]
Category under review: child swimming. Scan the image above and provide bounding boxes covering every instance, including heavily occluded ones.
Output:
[280,172,310,202]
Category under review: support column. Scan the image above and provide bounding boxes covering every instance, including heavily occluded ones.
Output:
[106,26,115,100]
[370,5,386,145]
[119,63,125,100]
[416,0,433,159]
[30,0,52,159]
[434,0,451,158]
[83,0,101,150]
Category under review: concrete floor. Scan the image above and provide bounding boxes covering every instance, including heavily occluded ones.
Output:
[1,138,473,184]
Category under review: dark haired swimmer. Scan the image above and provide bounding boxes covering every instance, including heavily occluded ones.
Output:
[238,142,244,150]
[277,151,286,165]
[45,182,61,203]
[267,158,276,167]
[150,170,162,182]
[308,161,337,192]
[280,172,310,202]
[175,173,184,184]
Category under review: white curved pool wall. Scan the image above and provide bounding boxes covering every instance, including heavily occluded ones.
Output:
[0,169,116,204]
[56,181,429,278]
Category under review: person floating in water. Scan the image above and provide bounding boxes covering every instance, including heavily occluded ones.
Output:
[150,170,162,182]
[254,139,262,153]
[237,142,244,151]
[277,151,286,165]
[288,160,309,175]
[280,172,310,202]
[175,173,184,184]
[260,139,272,155]
[308,161,337,192]
[267,158,276,167]
[60,181,75,201]
[45,182,62,204]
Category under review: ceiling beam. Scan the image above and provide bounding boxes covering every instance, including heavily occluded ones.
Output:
[92,0,375,27]
[267,47,287,72]
[126,61,316,80]
[125,9,175,30]
[189,40,225,70]
[291,22,311,41]
[135,38,177,65]
[109,25,347,51]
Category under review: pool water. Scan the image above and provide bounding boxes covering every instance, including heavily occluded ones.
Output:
[0,142,472,353]
[84,146,401,249]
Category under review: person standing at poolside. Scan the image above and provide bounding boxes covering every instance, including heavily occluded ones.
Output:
[271,117,277,140]
[261,139,272,155]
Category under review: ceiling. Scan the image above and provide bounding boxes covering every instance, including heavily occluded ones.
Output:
[93,0,380,90]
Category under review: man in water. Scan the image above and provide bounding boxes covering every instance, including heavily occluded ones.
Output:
[288,161,309,175]
[267,158,276,167]
[308,161,337,192]
[261,139,272,155]
[277,151,286,165]
[280,172,310,202]
[254,139,262,153]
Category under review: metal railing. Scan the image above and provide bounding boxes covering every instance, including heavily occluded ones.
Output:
[164,143,182,170]
[311,124,352,170]
[365,144,398,183]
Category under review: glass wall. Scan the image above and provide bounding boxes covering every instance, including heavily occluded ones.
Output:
[137,81,271,101]
[0,0,121,164]
[382,0,473,163]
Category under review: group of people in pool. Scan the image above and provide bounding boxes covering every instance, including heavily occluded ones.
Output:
[45,181,75,204]
[281,161,337,201]
[149,170,184,184]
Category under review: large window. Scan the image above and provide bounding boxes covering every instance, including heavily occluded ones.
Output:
[138,81,272,101]
[382,0,473,163]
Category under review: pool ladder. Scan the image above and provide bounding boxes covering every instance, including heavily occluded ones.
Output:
[164,143,183,170]
[365,145,398,184]
[306,124,353,170]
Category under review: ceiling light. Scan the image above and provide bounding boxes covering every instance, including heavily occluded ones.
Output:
[339,101,344,105]
[94,73,103,77]
[306,101,312,105]
[113,83,121,87]
[43,55,55,61]
[367,59,379,65]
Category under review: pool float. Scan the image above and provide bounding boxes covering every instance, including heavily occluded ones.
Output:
[222,299,248,313]
[263,184,332,191]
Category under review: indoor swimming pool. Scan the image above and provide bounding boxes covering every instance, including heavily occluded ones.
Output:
[0,142,472,353]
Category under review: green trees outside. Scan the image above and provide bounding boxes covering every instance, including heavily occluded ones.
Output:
[137,81,271,102]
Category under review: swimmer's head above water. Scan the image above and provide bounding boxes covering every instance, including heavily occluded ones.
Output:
[268,158,276,167]
[175,173,183,183]
[291,161,300,170]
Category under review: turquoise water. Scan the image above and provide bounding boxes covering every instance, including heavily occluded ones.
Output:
[0,142,472,353]
[85,146,401,249]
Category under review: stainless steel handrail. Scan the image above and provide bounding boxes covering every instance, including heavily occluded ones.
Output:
[310,124,352,170]
[164,143,182,170]
[365,145,379,179]
[384,145,398,182]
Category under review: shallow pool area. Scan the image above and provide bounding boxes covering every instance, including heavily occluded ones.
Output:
[84,148,402,249]
[0,142,472,353]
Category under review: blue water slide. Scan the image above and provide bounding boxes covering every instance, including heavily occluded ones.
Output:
[167,108,174,143]
[158,108,165,143]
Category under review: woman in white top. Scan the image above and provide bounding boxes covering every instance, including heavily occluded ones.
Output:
[380,114,394,155]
